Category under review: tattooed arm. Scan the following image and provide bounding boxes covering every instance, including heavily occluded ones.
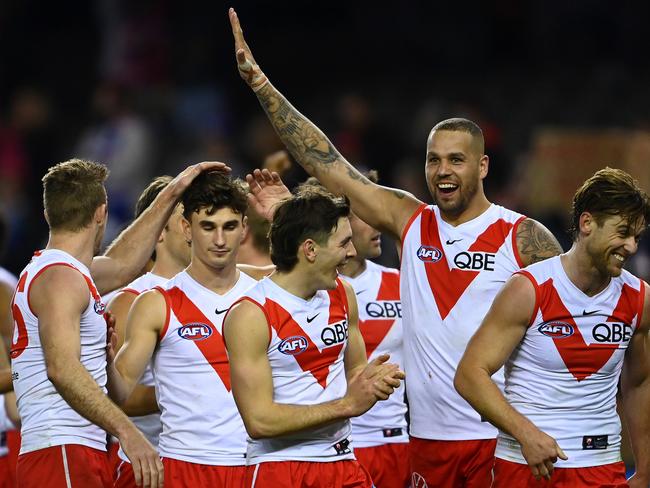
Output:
[515,218,563,267]
[228,8,423,240]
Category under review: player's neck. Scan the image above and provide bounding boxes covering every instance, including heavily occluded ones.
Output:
[185,261,239,295]
[338,257,367,279]
[439,194,491,227]
[271,269,320,301]
[46,229,97,269]
[151,252,187,280]
[235,246,273,267]
[561,246,611,297]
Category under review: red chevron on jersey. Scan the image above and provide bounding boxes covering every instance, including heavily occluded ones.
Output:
[606,283,641,324]
[359,271,400,358]
[166,286,232,390]
[421,210,515,319]
[539,279,626,382]
[266,298,345,389]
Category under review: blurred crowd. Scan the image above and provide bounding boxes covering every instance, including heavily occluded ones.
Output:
[0,0,649,278]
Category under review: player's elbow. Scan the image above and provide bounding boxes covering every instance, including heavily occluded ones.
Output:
[243,414,276,439]
[453,360,474,402]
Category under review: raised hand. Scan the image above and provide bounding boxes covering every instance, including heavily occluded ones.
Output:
[246,168,291,221]
[167,161,231,200]
[263,150,292,176]
[229,8,268,91]
[519,426,568,480]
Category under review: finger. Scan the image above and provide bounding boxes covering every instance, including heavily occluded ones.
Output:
[141,458,151,488]
[260,169,274,185]
[132,458,143,487]
[381,376,401,388]
[543,459,554,478]
[149,456,160,488]
[156,457,164,488]
[369,353,390,366]
[537,462,549,480]
[557,446,568,460]
[530,465,540,481]
[270,172,282,184]
[374,382,395,397]
[245,173,262,193]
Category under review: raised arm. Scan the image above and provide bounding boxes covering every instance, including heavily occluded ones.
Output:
[31,267,162,488]
[229,8,423,241]
[454,273,567,480]
[223,299,402,439]
[515,218,564,267]
[91,161,229,295]
[621,282,650,488]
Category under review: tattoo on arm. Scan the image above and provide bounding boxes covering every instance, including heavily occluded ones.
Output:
[516,219,563,266]
[256,84,365,179]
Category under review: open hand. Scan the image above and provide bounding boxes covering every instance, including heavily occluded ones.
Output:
[229,8,268,91]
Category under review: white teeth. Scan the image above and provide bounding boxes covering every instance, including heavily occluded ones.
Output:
[438,183,457,189]
[613,253,624,262]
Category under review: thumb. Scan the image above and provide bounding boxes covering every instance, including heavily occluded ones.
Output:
[557,446,568,461]
[369,353,390,366]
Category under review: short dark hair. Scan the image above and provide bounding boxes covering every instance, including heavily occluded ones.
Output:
[431,118,484,153]
[42,159,109,231]
[270,191,351,272]
[570,167,650,240]
[135,175,173,218]
[182,171,248,221]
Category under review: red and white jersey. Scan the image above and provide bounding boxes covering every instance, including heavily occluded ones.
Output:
[116,272,167,463]
[496,256,645,467]
[235,277,355,463]
[0,267,17,458]
[340,261,407,448]
[401,204,525,440]
[153,269,255,465]
[11,250,108,454]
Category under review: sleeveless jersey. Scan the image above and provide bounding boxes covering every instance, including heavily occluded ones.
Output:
[340,261,407,447]
[235,277,355,463]
[496,256,645,467]
[153,270,254,465]
[11,249,108,454]
[116,272,167,463]
[400,204,525,440]
[0,267,17,458]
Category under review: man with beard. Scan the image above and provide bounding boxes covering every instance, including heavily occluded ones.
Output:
[456,168,650,487]
[11,158,222,488]
[229,8,562,487]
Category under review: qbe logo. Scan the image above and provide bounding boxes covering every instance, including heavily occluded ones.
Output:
[417,245,443,263]
[321,319,348,346]
[178,323,213,341]
[278,335,309,355]
[538,321,575,338]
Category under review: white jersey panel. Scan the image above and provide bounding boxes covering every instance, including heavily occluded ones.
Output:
[401,204,525,440]
[341,261,408,448]
[239,277,354,463]
[117,272,168,462]
[153,270,254,465]
[11,250,108,453]
[496,257,644,467]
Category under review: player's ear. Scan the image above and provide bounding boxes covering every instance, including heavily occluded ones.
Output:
[94,203,107,224]
[302,238,317,263]
[479,155,489,180]
[579,212,594,236]
[181,215,192,244]
[240,215,249,244]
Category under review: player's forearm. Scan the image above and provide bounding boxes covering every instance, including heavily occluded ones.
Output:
[106,362,134,405]
[48,358,135,438]
[244,397,355,439]
[0,368,12,393]
[97,186,178,293]
[454,364,536,443]
[122,385,159,417]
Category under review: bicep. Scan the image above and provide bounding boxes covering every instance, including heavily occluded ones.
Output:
[462,274,537,375]
[516,218,563,267]
[341,282,366,376]
[224,302,274,419]
[115,291,165,385]
[107,291,138,350]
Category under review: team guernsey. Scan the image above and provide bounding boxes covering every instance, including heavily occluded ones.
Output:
[400,203,525,440]
[496,256,645,467]
[233,277,354,464]
[153,270,255,465]
[11,249,108,454]
[116,272,167,463]
[340,261,407,447]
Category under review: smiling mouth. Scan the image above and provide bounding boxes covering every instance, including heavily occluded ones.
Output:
[437,183,458,194]
[612,252,625,263]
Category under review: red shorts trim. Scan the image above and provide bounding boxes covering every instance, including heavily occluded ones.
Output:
[492,458,628,488]
[113,461,136,488]
[409,437,496,488]
[17,444,111,488]
[162,457,247,488]
[247,460,373,488]
[355,443,410,487]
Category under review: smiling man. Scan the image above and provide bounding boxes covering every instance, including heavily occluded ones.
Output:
[113,171,256,487]
[223,190,405,487]
[455,168,650,487]
[229,8,563,487]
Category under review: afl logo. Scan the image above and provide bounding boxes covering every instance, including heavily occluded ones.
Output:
[538,321,574,338]
[94,300,106,315]
[278,335,309,355]
[417,245,443,263]
[178,323,213,341]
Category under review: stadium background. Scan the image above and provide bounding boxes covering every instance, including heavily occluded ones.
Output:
[1,0,649,477]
